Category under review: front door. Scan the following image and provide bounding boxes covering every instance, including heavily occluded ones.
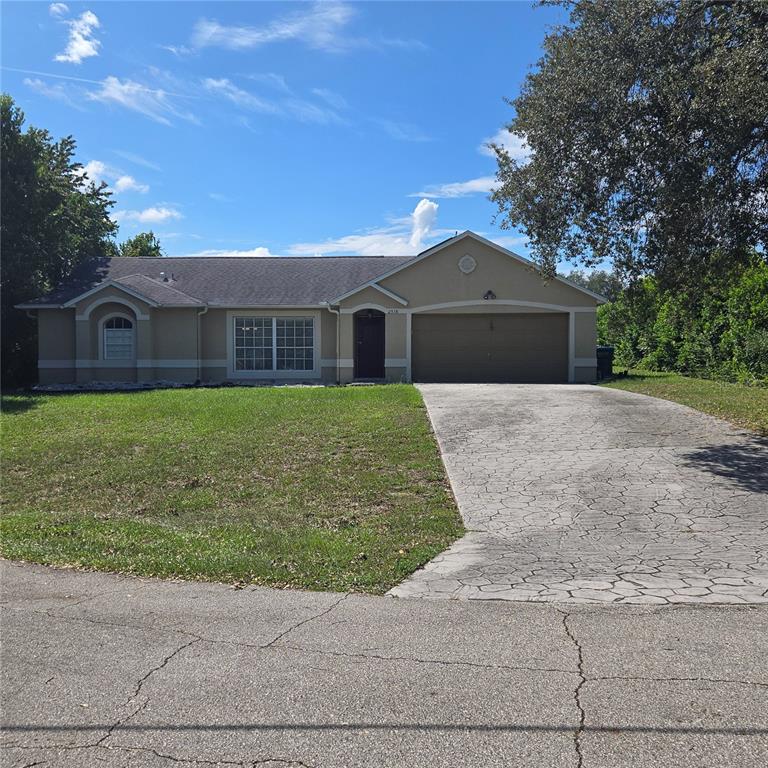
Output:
[354,309,385,379]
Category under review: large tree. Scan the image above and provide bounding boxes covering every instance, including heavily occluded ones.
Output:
[1,94,117,386]
[492,0,768,287]
[119,231,164,258]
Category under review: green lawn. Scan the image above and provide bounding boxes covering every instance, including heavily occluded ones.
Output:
[600,369,768,435]
[0,385,463,593]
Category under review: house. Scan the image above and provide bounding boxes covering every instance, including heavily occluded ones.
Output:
[17,231,605,386]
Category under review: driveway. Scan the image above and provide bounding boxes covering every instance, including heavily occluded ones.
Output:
[392,384,768,604]
[2,561,768,767]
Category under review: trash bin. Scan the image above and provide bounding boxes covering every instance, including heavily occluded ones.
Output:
[596,346,614,380]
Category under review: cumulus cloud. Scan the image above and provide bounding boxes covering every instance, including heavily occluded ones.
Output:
[479,128,531,162]
[411,176,498,199]
[289,199,442,256]
[54,9,101,64]
[114,175,149,193]
[115,207,182,224]
[176,246,275,258]
[409,199,439,249]
[82,160,149,193]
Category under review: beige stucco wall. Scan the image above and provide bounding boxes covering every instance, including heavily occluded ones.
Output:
[574,311,597,359]
[152,308,199,360]
[380,239,598,310]
[38,309,75,361]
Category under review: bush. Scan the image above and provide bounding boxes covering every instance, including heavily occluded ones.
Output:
[598,257,768,385]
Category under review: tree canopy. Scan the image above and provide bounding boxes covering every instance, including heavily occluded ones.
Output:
[492,0,768,287]
[119,231,165,258]
[1,94,117,385]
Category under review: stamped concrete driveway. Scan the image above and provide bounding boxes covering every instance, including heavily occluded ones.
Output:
[392,384,768,604]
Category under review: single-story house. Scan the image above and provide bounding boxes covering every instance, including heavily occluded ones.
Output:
[17,231,605,386]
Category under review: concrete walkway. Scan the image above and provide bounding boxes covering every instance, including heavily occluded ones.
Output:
[391,384,768,604]
[2,561,767,767]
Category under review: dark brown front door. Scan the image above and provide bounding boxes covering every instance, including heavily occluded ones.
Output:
[354,309,385,379]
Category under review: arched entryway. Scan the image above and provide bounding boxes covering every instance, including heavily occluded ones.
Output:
[354,308,385,379]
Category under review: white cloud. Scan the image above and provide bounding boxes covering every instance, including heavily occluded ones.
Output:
[111,150,161,172]
[54,10,101,65]
[204,77,342,125]
[312,87,348,111]
[208,192,231,202]
[192,2,357,53]
[411,176,498,199]
[87,76,197,125]
[373,118,431,143]
[176,246,275,258]
[23,77,84,109]
[83,159,108,184]
[202,78,279,114]
[246,73,292,93]
[49,3,69,18]
[489,234,529,251]
[289,199,441,256]
[479,128,531,162]
[114,175,149,194]
[82,160,149,193]
[115,207,182,224]
[161,44,194,58]
[409,199,438,249]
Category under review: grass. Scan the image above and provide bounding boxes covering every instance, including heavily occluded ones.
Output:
[0,385,463,593]
[600,369,768,435]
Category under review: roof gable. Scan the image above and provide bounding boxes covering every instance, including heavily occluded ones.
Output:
[332,231,608,304]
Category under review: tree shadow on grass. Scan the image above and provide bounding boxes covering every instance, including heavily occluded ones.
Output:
[1,395,41,415]
[682,438,768,494]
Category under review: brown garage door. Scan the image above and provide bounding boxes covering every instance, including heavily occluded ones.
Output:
[412,313,568,383]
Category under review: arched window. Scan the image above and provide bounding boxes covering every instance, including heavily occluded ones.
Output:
[103,316,134,360]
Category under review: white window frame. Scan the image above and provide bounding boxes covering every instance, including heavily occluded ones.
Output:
[99,312,136,363]
[226,311,320,379]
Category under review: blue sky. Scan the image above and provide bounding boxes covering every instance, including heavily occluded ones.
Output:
[2,1,564,258]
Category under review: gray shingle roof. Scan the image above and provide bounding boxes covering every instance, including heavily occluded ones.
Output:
[112,274,205,306]
[20,255,414,308]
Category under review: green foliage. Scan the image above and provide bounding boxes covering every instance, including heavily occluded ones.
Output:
[598,257,768,384]
[492,0,768,286]
[562,268,624,301]
[119,231,164,258]
[1,94,117,387]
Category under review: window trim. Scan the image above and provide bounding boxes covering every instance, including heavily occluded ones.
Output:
[99,312,136,362]
[226,310,320,379]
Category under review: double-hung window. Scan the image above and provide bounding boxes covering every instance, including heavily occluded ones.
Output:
[234,316,314,372]
[103,316,134,360]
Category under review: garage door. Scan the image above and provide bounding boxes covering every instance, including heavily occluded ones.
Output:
[412,313,568,383]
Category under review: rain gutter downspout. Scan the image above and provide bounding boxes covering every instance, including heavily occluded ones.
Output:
[323,302,341,385]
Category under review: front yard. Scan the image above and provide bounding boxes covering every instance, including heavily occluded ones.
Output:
[600,369,768,435]
[0,385,463,593]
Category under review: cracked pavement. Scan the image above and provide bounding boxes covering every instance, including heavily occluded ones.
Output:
[391,384,768,604]
[2,561,767,767]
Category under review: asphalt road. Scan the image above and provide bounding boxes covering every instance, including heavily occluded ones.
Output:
[2,560,767,767]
